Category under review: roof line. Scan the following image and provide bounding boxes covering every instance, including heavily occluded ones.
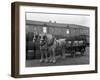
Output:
[26,20,89,29]
[25,12,90,16]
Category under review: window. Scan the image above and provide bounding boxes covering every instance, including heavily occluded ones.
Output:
[43,27,47,33]
[66,29,70,34]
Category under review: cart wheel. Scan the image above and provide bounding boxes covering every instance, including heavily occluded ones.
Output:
[71,51,76,57]
[81,48,85,56]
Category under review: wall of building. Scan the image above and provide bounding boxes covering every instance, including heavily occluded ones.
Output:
[26,22,89,38]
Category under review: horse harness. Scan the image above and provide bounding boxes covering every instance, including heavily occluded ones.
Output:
[40,35,55,50]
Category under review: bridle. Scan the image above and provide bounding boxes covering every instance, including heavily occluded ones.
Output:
[40,35,47,47]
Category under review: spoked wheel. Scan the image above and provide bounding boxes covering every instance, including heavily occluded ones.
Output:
[71,51,76,57]
[80,48,85,56]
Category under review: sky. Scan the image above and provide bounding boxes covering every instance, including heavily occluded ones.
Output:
[26,12,90,27]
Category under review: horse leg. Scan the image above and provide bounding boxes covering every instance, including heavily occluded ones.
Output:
[62,48,66,59]
[52,48,56,63]
[44,50,48,62]
[40,50,44,62]
[48,48,52,63]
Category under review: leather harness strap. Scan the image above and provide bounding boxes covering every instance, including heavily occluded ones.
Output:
[47,37,55,47]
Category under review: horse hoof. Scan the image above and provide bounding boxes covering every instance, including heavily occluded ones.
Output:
[45,59,48,63]
[49,60,52,63]
[52,60,56,63]
[40,59,44,63]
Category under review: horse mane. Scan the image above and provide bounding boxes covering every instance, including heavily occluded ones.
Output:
[46,34,55,47]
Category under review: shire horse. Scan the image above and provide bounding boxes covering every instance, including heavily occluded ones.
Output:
[39,33,66,63]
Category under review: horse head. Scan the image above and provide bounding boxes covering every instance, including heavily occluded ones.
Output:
[39,33,47,46]
[32,32,40,43]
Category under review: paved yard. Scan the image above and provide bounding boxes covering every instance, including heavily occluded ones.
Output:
[26,47,89,67]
